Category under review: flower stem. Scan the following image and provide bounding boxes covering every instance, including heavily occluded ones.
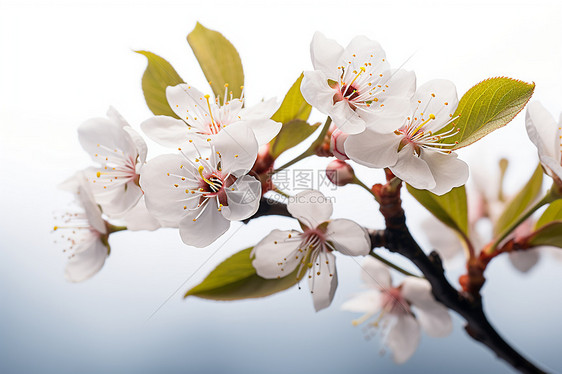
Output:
[352,176,377,198]
[108,224,127,233]
[369,251,421,278]
[487,188,558,254]
[271,116,332,175]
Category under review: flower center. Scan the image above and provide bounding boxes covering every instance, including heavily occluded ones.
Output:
[381,287,411,316]
[92,145,139,190]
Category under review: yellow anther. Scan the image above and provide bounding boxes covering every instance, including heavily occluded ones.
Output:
[96,171,101,178]
[53,226,58,231]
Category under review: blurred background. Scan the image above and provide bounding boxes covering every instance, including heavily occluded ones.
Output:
[1,0,561,372]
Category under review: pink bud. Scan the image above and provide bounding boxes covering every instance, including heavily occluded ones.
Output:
[326,159,355,186]
[330,128,349,161]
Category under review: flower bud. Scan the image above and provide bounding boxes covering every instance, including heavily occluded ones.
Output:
[330,128,349,161]
[326,159,355,186]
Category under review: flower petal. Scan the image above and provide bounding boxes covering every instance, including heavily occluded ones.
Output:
[212,123,258,175]
[326,219,371,256]
[141,116,189,148]
[179,199,230,247]
[420,217,463,262]
[330,100,367,135]
[345,130,400,168]
[385,314,421,364]
[412,80,458,131]
[401,277,453,338]
[222,175,262,221]
[238,97,279,120]
[301,70,337,114]
[65,235,108,283]
[287,190,333,228]
[238,119,282,146]
[360,256,391,290]
[341,290,381,314]
[252,229,303,278]
[122,126,148,165]
[421,149,469,195]
[309,251,338,312]
[78,117,136,161]
[310,31,344,78]
[508,250,540,273]
[390,144,436,191]
[526,102,562,179]
[121,198,161,231]
[342,35,387,72]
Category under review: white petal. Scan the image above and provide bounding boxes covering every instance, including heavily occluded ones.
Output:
[166,84,207,121]
[341,290,381,314]
[385,314,421,364]
[222,175,262,221]
[301,70,337,114]
[140,154,200,227]
[123,126,148,165]
[420,217,463,262]
[360,256,391,290]
[238,97,279,120]
[526,102,562,179]
[310,32,344,78]
[106,106,129,128]
[252,229,303,278]
[77,183,107,235]
[342,35,387,71]
[309,251,338,312]
[122,198,161,231]
[330,100,366,135]
[97,180,144,218]
[382,69,416,101]
[326,219,371,256]
[401,277,453,338]
[358,99,411,132]
[141,116,189,148]
[212,123,258,174]
[179,199,230,247]
[65,235,108,283]
[390,144,436,191]
[508,250,540,273]
[421,149,469,195]
[287,190,333,228]
[238,119,282,146]
[345,130,400,168]
[412,80,458,131]
[78,117,136,161]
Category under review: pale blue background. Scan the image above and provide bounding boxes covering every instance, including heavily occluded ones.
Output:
[1,1,562,373]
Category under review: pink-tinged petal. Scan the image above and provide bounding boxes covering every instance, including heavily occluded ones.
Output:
[301,70,336,114]
[141,116,189,148]
[411,80,458,131]
[212,123,258,175]
[401,277,452,338]
[526,102,562,179]
[345,130,400,168]
[385,314,421,364]
[65,235,108,283]
[287,190,333,228]
[179,199,230,247]
[238,119,282,146]
[252,229,303,278]
[222,175,262,221]
[330,128,349,160]
[508,250,540,273]
[78,117,136,161]
[122,198,160,231]
[309,251,338,312]
[326,219,371,256]
[391,144,436,191]
[360,256,391,290]
[123,126,148,165]
[341,290,382,314]
[330,100,367,135]
[140,154,200,228]
[310,32,344,78]
[238,97,279,120]
[421,149,469,195]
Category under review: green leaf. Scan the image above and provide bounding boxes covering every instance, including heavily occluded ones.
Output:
[271,74,312,124]
[271,120,320,158]
[269,74,314,158]
[135,50,184,118]
[494,164,544,235]
[185,248,303,301]
[187,22,244,102]
[535,199,562,230]
[443,77,534,149]
[527,222,562,248]
[406,185,468,235]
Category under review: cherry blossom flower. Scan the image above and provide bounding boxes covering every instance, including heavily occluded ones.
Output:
[140,125,261,248]
[141,83,281,148]
[342,257,452,364]
[252,190,371,311]
[54,172,110,282]
[78,107,147,217]
[330,127,349,160]
[346,80,468,195]
[301,32,415,135]
[525,101,562,186]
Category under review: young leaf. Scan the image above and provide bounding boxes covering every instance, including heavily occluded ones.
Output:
[535,199,562,230]
[185,248,302,300]
[187,22,244,102]
[527,222,562,248]
[269,74,314,158]
[494,164,544,236]
[443,77,534,149]
[406,185,468,235]
[135,50,184,118]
